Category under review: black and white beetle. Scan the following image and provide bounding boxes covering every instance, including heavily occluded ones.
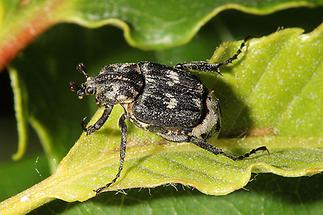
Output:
[69,38,268,195]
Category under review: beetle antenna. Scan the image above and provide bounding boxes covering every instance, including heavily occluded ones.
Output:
[76,63,89,79]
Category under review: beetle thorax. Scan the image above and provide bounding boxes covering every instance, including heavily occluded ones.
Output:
[94,63,144,106]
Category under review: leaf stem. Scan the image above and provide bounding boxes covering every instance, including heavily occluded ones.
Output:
[0,177,54,215]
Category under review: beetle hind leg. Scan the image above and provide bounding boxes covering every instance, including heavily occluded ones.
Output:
[231,146,269,160]
[190,137,268,161]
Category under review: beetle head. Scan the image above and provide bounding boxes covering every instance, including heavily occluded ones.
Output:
[69,63,97,99]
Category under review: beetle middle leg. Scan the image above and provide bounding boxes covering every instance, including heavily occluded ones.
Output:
[94,113,127,195]
[82,106,112,135]
[175,36,251,74]
[190,137,268,161]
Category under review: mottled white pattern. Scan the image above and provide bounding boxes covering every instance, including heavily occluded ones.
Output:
[105,84,120,98]
[145,75,156,84]
[166,81,175,86]
[192,98,201,107]
[167,98,178,109]
[164,93,173,98]
[166,70,180,84]
[142,63,150,72]
[163,93,178,109]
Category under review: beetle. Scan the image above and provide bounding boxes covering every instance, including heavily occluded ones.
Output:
[69,38,268,195]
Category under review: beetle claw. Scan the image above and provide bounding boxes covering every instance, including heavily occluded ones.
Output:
[81,116,88,132]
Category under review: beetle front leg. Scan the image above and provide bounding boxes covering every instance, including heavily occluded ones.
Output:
[175,36,251,74]
[82,106,112,135]
[94,113,127,195]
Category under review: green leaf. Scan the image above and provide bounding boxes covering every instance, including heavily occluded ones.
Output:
[31,174,323,215]
[1,24,322,215]
[211,28,323,137]
[60,0,323,48]
[1,156,322,214]
[1,0,323,70]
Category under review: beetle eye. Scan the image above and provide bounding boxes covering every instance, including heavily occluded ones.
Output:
[86,87,95,94]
